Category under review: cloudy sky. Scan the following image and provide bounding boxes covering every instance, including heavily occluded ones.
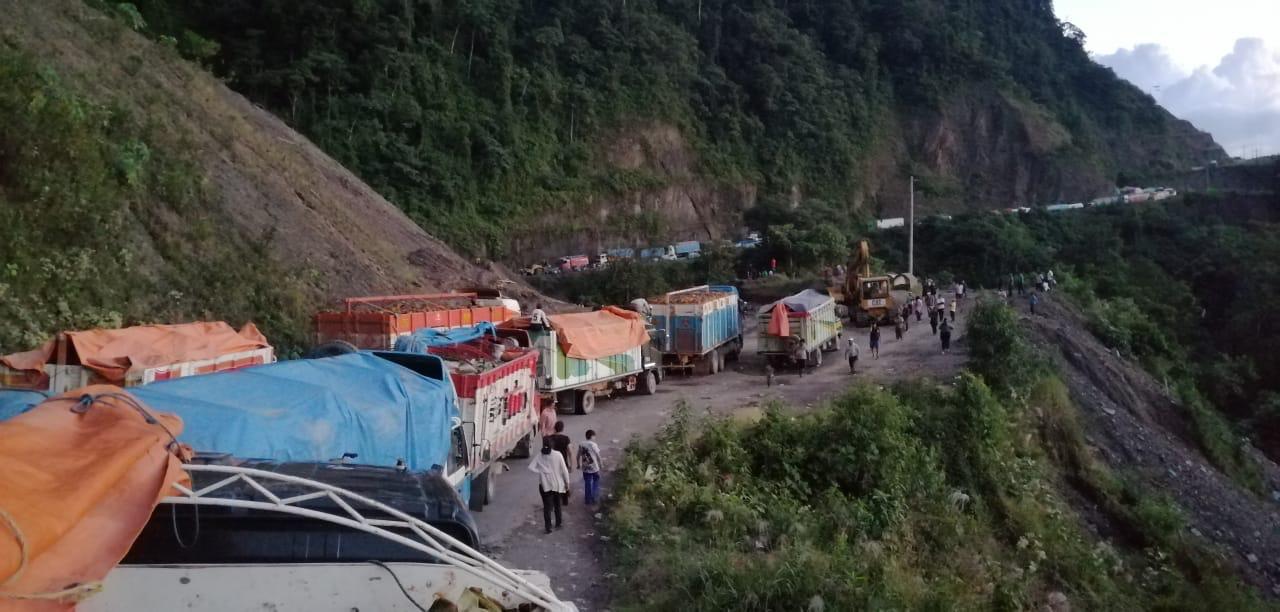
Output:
[1054,0,1280,158]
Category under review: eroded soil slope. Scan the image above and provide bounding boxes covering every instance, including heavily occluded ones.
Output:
[1,0,540,305]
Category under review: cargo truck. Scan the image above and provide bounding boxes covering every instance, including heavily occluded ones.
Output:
[130,351,500,509]
[0,393,576,611]
[648,285,743,375]
[391,323,541,510]
[312,292,517,350]
[0,321,274,393]
[504,307,661,415]
[757,289,843,367]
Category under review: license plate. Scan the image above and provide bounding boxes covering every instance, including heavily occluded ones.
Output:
[867,299,886,307]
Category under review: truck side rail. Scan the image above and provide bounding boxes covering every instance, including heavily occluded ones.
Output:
[163,464,571,611]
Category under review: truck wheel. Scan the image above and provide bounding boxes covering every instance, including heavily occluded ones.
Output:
[640,370,658,395]
[575,389,596,415]
[726,337,743,362]
[304,340,358,359]
[468,468,491,511]
[715,349,726,373]
[556,390,577,415]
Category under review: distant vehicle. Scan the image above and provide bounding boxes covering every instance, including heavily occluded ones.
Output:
[876,217,905,229]
[591,252,609,268]
[1045,203,1084,212]
[312,292,516,350]
[607,247,635,259]
[557,254,590,271]
[674,241,702,259]
[648,286,743,376]
[640,245,676,260]
[734,238,761,249]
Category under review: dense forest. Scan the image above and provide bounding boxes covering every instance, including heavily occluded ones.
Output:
[125,0,1221,258]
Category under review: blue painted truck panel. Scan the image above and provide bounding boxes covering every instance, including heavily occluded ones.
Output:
[650,286,740,357]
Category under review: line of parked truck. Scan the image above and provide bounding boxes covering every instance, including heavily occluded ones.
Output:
[0,282,848,610]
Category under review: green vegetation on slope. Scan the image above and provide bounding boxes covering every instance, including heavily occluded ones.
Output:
[876,198,1280,479]
[609,300,1265,610]
[0,48,314,354]
[124,0,1216,256]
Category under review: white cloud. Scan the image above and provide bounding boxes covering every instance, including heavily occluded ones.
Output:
[1095,38,1280,157]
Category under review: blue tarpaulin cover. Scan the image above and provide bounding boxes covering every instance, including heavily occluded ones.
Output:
[393,322,497,353]
[0,389,48,421]
[131,352,459,472]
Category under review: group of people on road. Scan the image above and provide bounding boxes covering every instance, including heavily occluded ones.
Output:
[1003,271,1055,315]
[843,280,965,372]
[528,416,605,535]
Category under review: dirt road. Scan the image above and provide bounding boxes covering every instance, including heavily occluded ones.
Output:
[476,305,970,610]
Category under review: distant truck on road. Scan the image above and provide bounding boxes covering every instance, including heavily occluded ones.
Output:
[647,285,742,375]
[312,292,517,350]
[673,240,702,259]
[557,254,590,272]
[640,245,677,261]
[757,289,842,367]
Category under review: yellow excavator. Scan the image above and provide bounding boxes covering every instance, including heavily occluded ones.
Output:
[828,240,918,327]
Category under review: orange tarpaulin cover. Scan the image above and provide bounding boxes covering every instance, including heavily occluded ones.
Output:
[767,303,791,337]
[548,307,650,360]
[0,322,270,383]
[0,386,190,611]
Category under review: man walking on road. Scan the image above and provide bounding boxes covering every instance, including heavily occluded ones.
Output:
[940,319,952,354]
[529,441,570,534]
[546,421,575,504]
[1030,293,1040,316]
[869,324,881,359]
[578,430,603,506]
[949,299,957,322]
[929,306,939,335]
[845,337,859,373]
[915,296,924,321]
[791,337,807,377]
[894,315,905,341]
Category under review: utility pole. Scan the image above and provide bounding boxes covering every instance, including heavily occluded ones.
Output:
[908,175,915,277]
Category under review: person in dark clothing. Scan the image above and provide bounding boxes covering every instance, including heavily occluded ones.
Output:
[869,324,881,359]
[940,320,952,354]
[894,316,904,341]
[545,421,574,504]
[901,304,911,331]
[1030,293,1040,315]
[929,308,939,335]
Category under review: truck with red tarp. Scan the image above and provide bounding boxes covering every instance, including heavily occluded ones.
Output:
[757,289,842,367]
[0,321,273,393]
[312,292,517,350]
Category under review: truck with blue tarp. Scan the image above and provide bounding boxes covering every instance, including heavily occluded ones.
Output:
[757,289,842,367]
[392,322,541,511]
[130,351,480,502]
[647,285,743,375]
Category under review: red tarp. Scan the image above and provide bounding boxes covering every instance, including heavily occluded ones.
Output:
[0,322,270,383]
[0,386,190,611]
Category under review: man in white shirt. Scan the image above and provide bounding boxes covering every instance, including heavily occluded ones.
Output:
[528,441,570,534]
[530,303,549,330]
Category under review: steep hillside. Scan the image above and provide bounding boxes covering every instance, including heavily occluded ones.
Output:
[0,0,537,352]
[128,0,1224,262]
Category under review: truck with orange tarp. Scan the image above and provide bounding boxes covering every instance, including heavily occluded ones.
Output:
[0,321,274,394]
[312,291,518,350]
[503,307,661,415]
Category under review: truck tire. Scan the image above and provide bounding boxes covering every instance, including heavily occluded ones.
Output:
[575,389,596,415]
[556,390,577,415]
[715,349,726,373]
[304,340,358,359]
[468,467,492,511]
[640,370,658,395]
[726,337,743,362]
